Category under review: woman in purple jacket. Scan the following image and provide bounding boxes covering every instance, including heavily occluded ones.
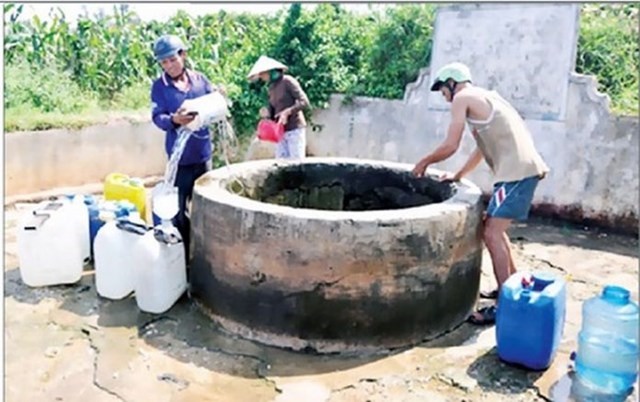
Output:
[150,34,223,256]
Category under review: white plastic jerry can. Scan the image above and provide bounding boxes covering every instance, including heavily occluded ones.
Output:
[17,199,84,287]
[94,212,148,300]
[133,221,187,314]
[181,91,229,131]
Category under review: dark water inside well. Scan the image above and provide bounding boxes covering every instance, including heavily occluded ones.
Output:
[245,163,456,211]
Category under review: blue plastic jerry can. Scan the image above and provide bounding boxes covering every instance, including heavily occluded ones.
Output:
[496,272,567,370]
[88,199,138,257]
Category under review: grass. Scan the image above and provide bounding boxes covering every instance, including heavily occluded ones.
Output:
[4,60,151,132]
[609,86,639,117]
[4,106,149,132]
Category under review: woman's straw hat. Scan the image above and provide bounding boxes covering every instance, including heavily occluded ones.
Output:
[247,55,288,80]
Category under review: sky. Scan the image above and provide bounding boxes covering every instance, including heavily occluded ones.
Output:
[16,2,388,23]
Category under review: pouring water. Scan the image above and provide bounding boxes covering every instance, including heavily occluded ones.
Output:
[153,141,183,224]
[152,184,179,222]
[153,90,233,223]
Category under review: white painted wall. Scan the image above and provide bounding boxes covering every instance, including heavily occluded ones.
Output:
[6,121,167,196]
[306,4,638,229]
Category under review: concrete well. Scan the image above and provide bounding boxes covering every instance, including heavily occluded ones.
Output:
[190,157,484,353]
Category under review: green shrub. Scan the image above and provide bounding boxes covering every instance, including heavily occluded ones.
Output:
[576,4,639,115]
[4,58,99,113]
[359,4,436,99]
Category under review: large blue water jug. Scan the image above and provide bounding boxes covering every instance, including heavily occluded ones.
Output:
[496,272,567,370]
[575,285,639,395]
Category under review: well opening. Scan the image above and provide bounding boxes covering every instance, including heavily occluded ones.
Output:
[233,163,456,211]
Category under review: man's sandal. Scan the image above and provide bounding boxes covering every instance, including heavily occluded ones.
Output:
[480,289,499,299]
[467,305,497,326]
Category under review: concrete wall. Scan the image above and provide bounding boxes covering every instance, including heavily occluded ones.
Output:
[307,3,639,233]
[6,121,167,196]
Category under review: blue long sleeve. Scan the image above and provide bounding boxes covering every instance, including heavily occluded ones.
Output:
[151,81,176,132]
[150,70,213,165]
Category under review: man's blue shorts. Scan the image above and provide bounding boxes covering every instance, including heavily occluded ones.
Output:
[486,175,540,221]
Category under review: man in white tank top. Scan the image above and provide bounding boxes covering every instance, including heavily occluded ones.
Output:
[412,62,549,325]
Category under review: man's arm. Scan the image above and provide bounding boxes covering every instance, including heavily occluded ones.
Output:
[203,76,214,94]
[412,97,467,176]
[151,83,177,132]
[151,82,194,129]
[452,146,483,181]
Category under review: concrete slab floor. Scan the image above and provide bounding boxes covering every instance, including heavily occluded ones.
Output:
[4,202,639,402]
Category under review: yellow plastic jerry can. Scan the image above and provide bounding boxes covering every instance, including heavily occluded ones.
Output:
[103,173,147,219]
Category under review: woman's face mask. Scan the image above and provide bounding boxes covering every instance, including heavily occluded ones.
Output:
[269,69,282,82]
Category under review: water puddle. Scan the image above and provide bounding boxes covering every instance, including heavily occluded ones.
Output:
[548,372,635,402]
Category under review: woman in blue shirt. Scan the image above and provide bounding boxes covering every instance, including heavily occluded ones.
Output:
[150,34,222,257]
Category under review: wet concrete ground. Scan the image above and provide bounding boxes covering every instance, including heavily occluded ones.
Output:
[4,201,639,402]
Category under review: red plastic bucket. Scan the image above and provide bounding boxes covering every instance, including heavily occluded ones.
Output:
[257,120,285,143]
